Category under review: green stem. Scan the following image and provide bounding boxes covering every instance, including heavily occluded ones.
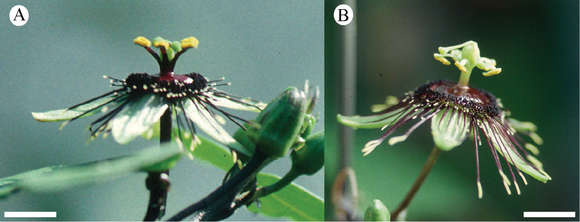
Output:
[167,151,269,221]
[391,147,441,221]
[254,168,300,199]
[144,108,172,221]
[457,70,471,87]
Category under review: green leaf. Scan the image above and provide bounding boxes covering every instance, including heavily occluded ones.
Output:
[31,97,115,122]
[111,94,169,144]
[0,143,182,198]
[186,134,236,171]
[431,109,469,151]
[248,173,324,221]
[183,99,251,156]
[337,108,409,129]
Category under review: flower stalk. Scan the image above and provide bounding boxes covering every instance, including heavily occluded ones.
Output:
[143,108,172,221]
[391,147,441,221]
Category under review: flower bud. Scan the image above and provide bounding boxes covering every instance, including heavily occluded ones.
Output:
[290,132,324,175]
[364,199,390,221]
[254,87,306,158]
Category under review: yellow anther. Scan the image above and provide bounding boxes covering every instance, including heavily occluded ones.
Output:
[483,68,502,76]
[455,59,468,73]
[435,41,503,85]
[181,36,199,49]
[434,54,450,65]
[133,36,151,47]
[153,37,170,50]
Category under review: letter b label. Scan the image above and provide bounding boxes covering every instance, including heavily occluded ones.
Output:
[334,4,353,26]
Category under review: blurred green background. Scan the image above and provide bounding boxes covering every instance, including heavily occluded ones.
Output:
[325,0,578,220]
[0,1,323,220]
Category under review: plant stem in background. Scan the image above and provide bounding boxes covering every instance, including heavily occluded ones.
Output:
[391,147,441,221]
[332,0,358,220]
[144,108,172,221]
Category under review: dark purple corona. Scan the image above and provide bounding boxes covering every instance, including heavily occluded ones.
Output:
[412,80,501,118]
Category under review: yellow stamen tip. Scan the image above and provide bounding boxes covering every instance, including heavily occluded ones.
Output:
[133,36,151,47]
[181,36,199,49]
[455,61,467,73]
[499,171,512,186]
[503,179,512,195]
[434,54,450,65]
[477,181,483,199]
[518,171,528,185]
[483,68,502,76]
[388,135,408,146]
[153,41,170,50]
[152,37,170,50]
[362,139,382,156]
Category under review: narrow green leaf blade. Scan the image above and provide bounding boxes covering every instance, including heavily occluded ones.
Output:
[187,134,236,171]
[31,97,115,122]
[248,173,324,221]
[111,94,168,144]
[0,143,182,197]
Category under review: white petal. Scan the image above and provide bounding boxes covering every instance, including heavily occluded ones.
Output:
[111,95,168,144]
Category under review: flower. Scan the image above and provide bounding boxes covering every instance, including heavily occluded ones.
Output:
[338,41,550,198]
[32,36,265,150]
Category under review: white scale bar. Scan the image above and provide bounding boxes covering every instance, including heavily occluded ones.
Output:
[524,211,576,218]
[4,211,57,218]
